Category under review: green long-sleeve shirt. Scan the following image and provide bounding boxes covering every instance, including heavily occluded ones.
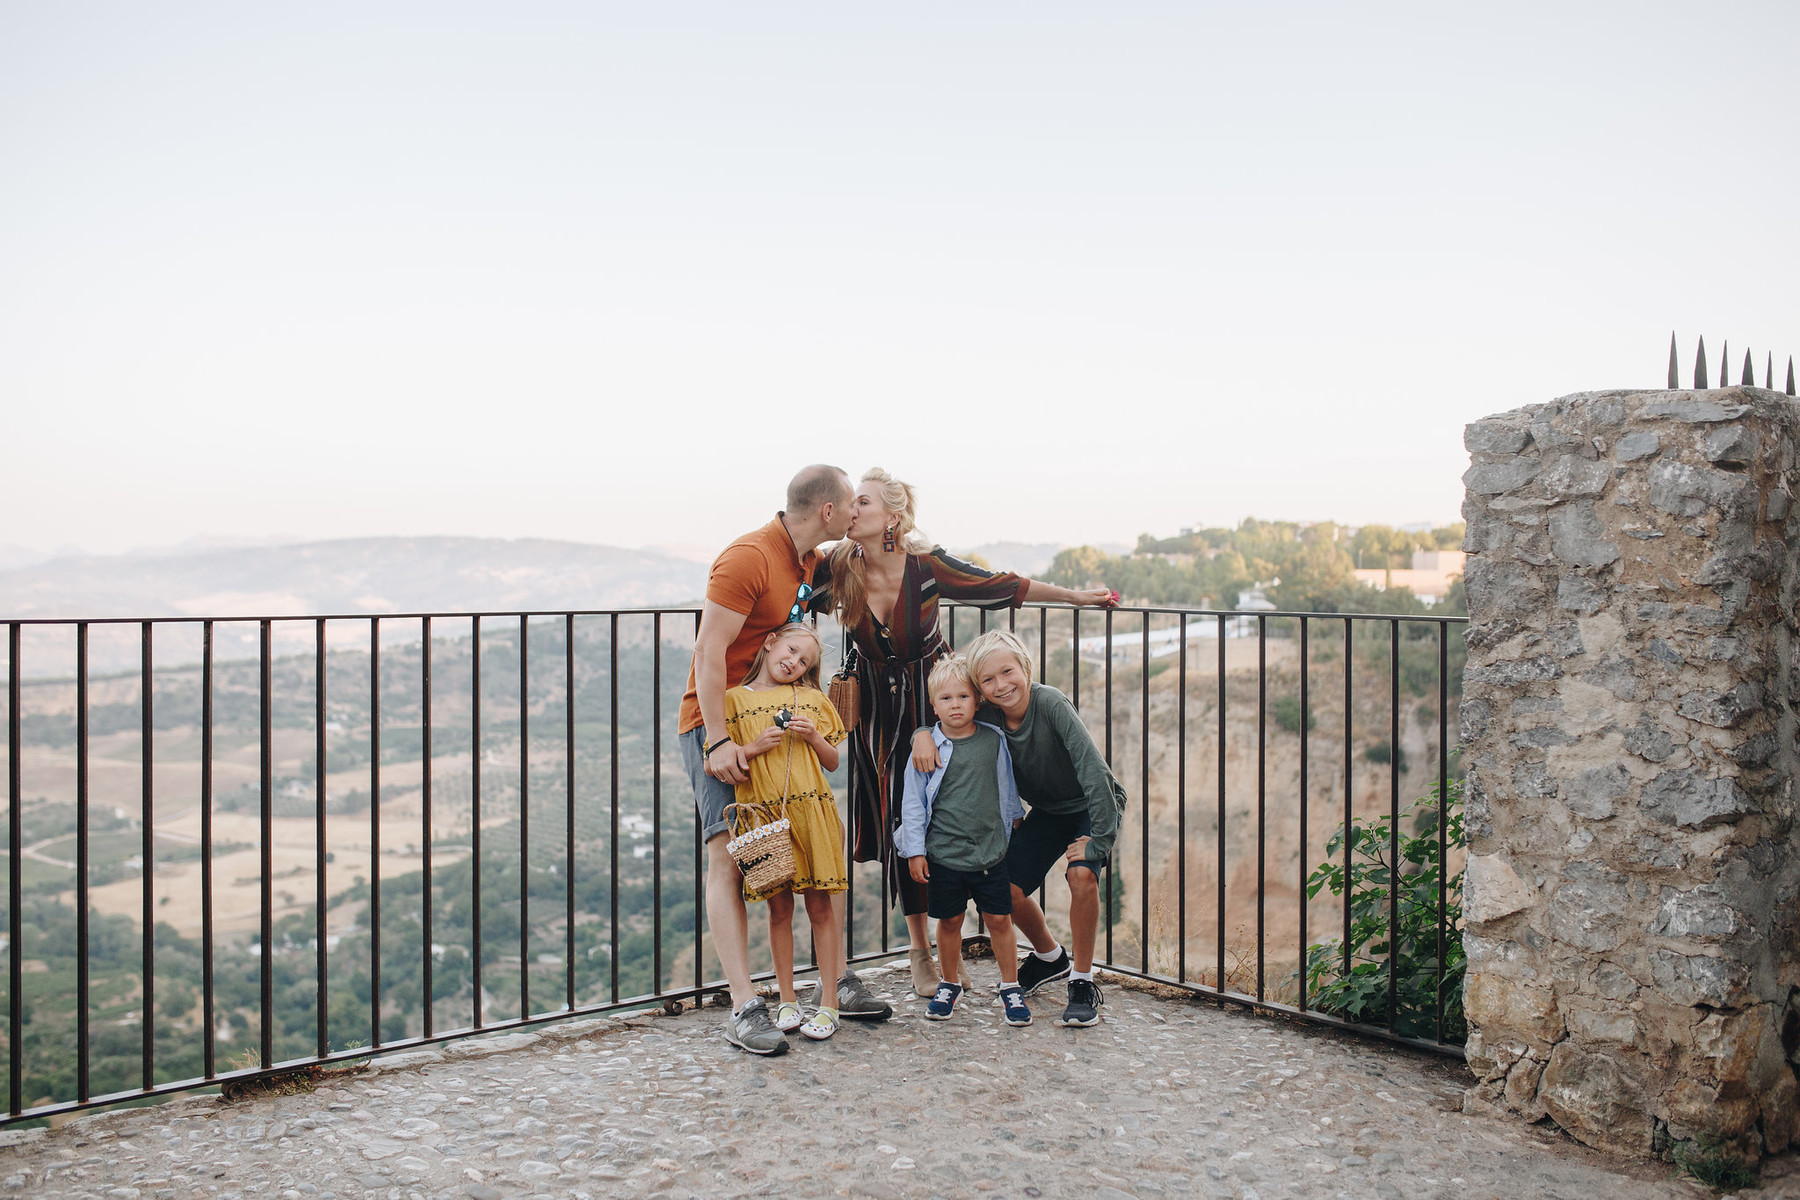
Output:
[977,683,1127,865]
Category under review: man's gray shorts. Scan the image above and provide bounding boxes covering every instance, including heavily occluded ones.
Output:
[680,727,735,843]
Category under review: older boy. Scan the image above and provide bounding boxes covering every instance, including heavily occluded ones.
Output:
[912,629,1126,1027]
[897,656,1032,1026]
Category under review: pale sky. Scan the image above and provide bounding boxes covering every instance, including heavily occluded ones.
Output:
[3,2,1797,559]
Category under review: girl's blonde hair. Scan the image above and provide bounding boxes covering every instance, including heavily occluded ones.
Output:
[828,467,934,627]
[740,622,825,690]
[963,629,1036,688]
[926,654,973,697]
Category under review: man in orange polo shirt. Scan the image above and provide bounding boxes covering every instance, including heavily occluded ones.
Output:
[678,464,864,1054]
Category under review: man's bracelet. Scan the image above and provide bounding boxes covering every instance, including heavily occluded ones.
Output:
[704,736,733,757]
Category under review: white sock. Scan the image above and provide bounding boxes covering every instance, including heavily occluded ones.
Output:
[1033,944,1065,962]
[1070,968,1094,983]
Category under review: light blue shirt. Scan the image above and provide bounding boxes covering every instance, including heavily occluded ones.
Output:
[895,721,1024,860]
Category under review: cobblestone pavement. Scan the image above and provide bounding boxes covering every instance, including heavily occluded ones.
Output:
[1,958,1791,1200]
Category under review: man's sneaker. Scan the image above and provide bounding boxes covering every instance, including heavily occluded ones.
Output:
[837,972,895,1021]
[772,1000,806,1032]
[1000,985,1032,1027]
[1017,948,1071,996]
[925,981,963,1020]
[723,997,791,1055]
[1058,978,1103,1027]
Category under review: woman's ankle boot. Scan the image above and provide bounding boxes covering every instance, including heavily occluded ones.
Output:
[910,945,939,998]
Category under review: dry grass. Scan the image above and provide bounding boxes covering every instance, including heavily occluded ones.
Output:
[218,1049,368,1103]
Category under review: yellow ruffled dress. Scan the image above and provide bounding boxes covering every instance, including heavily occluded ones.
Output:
[724,683,849,902]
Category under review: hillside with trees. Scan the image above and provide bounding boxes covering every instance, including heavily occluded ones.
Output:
[1043,519,1466,615]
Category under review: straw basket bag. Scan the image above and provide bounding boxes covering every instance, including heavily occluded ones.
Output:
[723,702,801,894]
[724,798,796,895]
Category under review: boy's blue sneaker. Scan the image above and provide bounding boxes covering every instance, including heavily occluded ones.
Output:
[925,981,963,1020]
[1000,985,1032,1027]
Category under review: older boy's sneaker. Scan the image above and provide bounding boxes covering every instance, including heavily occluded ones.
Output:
[1017,948,1071,996]
[723,997,790,1055]
[1058,978,1103,1027]
[925,981,963,1020]
[1000,985,1032,1027]
[837,972,894,1021]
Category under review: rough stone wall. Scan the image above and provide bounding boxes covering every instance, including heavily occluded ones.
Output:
[1460,387,1800,1160]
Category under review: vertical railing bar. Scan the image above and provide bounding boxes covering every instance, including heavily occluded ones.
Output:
[421,618,434,1039]
[948,606,956,650]
[369,618,381,1049]
[1388,619,1400,1030]
[1215,613,1225,993]
[141,621,155,1089]
[1342,617,1353,978]
[258,620,272,1070]
[200,621,216,1075]
[471,616,483,1029]
[1437,621,1449,1044]
[1071,609,1080,712]
[1177,613,1187,985]
[1040,606,1049,914]
[1140,612,1149,974]
[518,615,529,1021]
[313,620,326,1057]
[1102,608,1113,964]
[650,614,661,998]
[1298,617,1309,1013]
[692,611,702,993]
[979,607,988,635]
[1037,608,1047,695]
[568,614,579,1010]
[1255,613,1265,1001]
[76,623,91,1099]
[609,614,620,1004]
[7,624,19,1116]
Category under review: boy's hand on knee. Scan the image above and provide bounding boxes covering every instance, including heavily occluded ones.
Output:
[908,856,930,884]
[1064,835,1091,864]
[910,729,941,773]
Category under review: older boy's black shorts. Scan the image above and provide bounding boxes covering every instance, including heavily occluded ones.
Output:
[1005,808,1104,894]
[926,861,1013,920]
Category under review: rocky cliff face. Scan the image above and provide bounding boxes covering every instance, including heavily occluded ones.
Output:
[1459,387,1800,1159]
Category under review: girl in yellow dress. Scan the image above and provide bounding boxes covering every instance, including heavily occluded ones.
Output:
[725,622,850,1040]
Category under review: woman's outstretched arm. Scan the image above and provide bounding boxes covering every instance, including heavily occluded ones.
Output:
[1020,580,1118,607]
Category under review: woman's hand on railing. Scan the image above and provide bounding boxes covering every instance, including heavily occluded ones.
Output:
[1021,581,1121,608]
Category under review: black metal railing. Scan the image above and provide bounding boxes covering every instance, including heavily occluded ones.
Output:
[1668,331,1796,393]
[1,602,1465,1125]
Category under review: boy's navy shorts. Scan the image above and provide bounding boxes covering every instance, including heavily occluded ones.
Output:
[926,860,1013,920]
[1004,808,1105,894]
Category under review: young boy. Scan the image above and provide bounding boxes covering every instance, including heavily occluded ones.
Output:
[912,629,1127,1028]
[897,655,1032,1026]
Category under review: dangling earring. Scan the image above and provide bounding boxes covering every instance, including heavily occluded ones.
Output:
[882,524,897,553]
[852,542,864,559]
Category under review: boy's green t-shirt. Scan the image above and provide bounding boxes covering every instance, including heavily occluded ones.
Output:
[977,682,1126,864]
[924,725,1009,872]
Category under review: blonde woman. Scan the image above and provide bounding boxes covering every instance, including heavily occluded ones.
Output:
[811,468,1115,998]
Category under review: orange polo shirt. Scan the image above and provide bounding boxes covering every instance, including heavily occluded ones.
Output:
[677,515,820,735]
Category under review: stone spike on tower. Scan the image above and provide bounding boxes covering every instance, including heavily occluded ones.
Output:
[1668,332,1679,389]
[1695,337,1709,389]
[1743,348,1755,387]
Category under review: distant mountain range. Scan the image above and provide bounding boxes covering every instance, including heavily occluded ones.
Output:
[0,537,709,621]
